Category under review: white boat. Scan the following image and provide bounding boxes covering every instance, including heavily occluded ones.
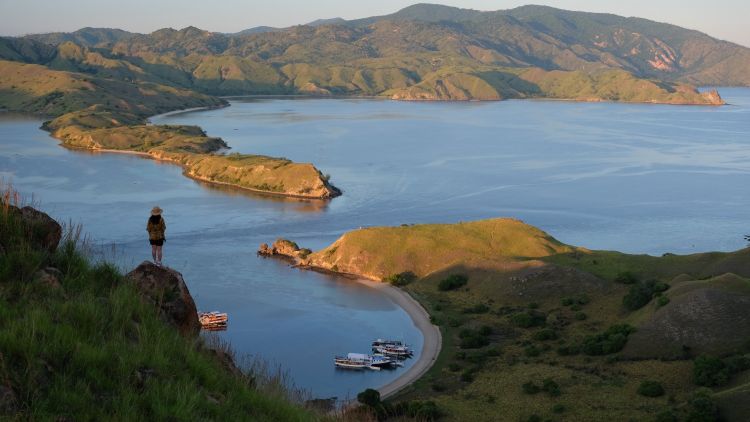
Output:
[334,353,380,370]
[372,353,404,368]
[372,339,413,357]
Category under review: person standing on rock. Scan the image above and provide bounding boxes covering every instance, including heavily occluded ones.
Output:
[147,206,166,266]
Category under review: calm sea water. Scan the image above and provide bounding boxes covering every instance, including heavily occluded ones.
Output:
[2,88,749,398]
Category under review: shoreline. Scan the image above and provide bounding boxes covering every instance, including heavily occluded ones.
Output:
[264,253,442,401]
[57,146,340,200]
[356,278,442,399]
[280,260,442,400]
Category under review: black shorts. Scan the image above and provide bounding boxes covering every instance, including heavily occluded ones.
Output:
[149,239,164,246]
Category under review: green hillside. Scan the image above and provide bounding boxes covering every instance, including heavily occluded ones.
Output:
[288,218,750,421]
[2,4,745,102]
[0,194,319,421]
[0,58,340,199]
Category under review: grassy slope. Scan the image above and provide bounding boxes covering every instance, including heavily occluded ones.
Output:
[307,218,574,280]
[301,218,750,421]
[0,200,318,421]
[0,59,339,199]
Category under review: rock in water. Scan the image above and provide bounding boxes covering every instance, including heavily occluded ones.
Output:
[126,262,200,336]
[271,239,300,257]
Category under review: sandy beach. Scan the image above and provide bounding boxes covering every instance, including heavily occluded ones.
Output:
[354,278,442,399]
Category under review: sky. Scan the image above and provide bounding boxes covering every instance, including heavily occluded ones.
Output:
[1,0,749,47]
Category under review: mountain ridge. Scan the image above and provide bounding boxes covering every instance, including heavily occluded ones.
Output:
[3,3,747,97]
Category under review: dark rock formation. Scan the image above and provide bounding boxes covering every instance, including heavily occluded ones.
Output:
[126,262,200,336]
[9,205,62,252]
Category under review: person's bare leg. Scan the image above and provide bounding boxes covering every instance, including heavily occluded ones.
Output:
[157,245,163,264]
[151,245,157,262]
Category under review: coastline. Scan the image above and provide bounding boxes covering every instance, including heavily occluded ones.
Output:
[265,253,442,401]
[357,278,442,399]
[285,261,442,400]
[64,145,339,200]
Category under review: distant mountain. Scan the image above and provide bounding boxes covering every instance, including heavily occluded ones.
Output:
[1,3,747,101]
[231,26,280,36]
[306,17,347,27]
[26,27,135,47]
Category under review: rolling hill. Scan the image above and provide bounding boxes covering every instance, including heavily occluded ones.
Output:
[1,4,746,101]
[270,218,750,421]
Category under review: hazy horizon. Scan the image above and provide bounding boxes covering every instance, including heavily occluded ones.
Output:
[1,0,749,47]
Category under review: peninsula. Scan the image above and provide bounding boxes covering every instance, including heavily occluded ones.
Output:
[261,218,750,421]
[0,60,340,199]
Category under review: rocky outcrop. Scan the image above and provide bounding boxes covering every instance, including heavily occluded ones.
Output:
[126,262,200,337]
[258,239,312,260]
[701,89,724,105]
[33,267,63,290]
[8,205,62,252]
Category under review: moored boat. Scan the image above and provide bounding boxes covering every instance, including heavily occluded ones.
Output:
[334,353,380,370]
[372,338,413,357]
[198,311,228,330]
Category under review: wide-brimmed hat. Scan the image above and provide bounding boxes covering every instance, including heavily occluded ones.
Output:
[151,206,163,216]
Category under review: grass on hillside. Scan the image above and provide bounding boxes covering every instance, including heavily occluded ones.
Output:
[303,219,750,421]
[308,218,574,280]
[0,190,319,421]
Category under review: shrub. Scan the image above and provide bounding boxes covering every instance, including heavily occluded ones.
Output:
[511,311,546,328]
[448,362,461,372]
[561,297,575,306]
[525,345,541,357]
[637,380,665,397]
[526,416,541,422]
[575,312,588,320]
[623,280,672,311]
[582,324,635,356]
[462,303,490,314]
[657,296,670,307]
[542,379,561,397]
[693,355,729,387]
[460,369,475,382]
[615,271,639,284]
[297,248,312,259]
[533,329,558,341]
[357,388,381,407]
[552,403,566,414]
[406,400,440,421]
[655,410,679,422]
[557,344,581,356]
[438,274,468,291]
[687,389,719,422]
[623,282,654,310]
[726,354,750,373]
[522,381,540,394]
[460,335,489,349]
[384,271,417,287]
[459,328,490,349]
